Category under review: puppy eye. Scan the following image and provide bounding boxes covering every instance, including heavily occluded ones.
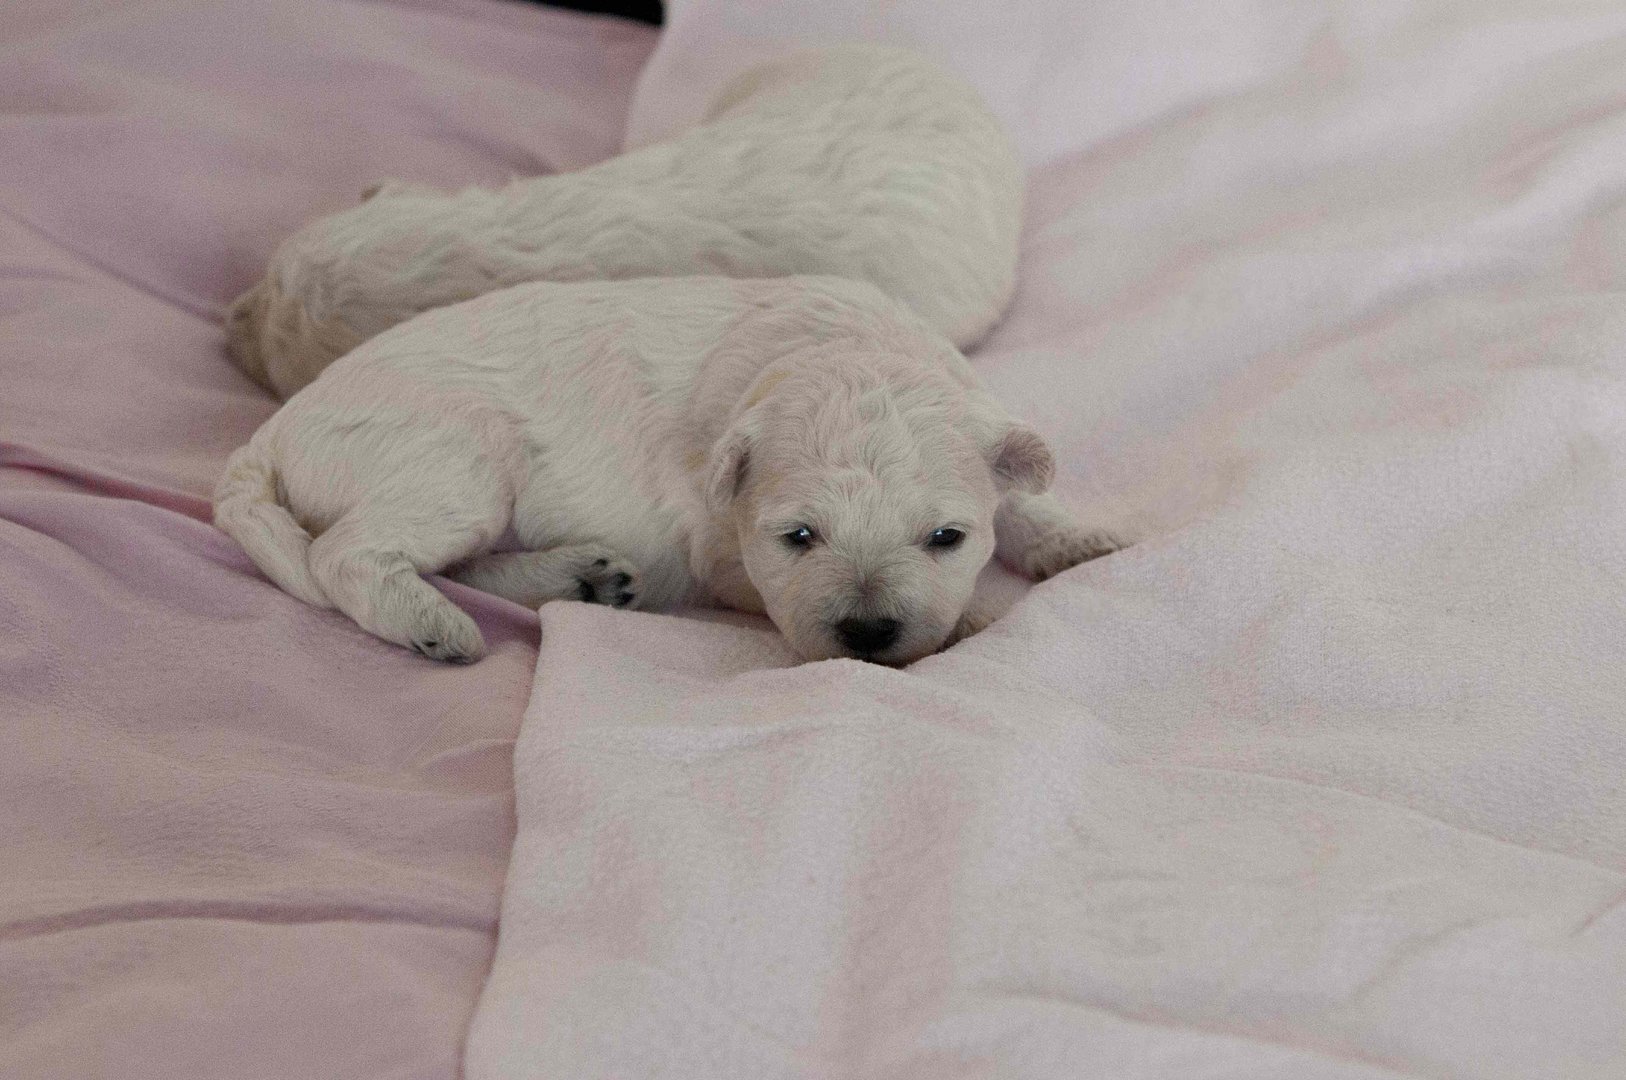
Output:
[926,527,965,550]
[783,525,816,550]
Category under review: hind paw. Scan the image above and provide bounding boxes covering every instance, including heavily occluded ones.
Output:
[409,605,485,664]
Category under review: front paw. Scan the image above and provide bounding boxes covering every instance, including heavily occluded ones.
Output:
[1021,527,1121,582]
[941,605,997,650]
[573,551,641,609]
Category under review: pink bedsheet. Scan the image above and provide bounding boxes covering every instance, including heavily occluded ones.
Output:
[467,2,1626,1078]
[11,1,1626,1077]
[0,2,654,1076]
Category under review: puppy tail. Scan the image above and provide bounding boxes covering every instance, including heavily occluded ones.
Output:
[213,444,332,609]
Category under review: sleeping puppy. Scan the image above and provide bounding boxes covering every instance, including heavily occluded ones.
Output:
[214,276,1118,663]
[228,44,1022,399]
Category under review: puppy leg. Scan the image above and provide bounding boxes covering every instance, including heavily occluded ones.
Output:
[942,590,1002,649]
[449,544,641,610]
[307,510,492,663]
[995,491,1120,582]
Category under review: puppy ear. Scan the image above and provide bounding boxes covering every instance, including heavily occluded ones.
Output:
[987,422,1055,494]
[705,419,757,514]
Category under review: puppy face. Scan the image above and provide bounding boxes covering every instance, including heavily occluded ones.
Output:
[707,356,1052,663]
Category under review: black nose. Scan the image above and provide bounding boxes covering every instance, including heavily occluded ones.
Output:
[836,617,901,655]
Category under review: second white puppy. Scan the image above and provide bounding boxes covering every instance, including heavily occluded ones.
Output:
[215,276,1116,664]
[229,44,1023,398]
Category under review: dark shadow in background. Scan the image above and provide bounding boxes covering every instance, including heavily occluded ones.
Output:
[528,0,661,25]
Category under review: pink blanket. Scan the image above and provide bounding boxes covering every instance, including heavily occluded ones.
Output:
[466,2,1626,1078]
[9,1,1626,1077]
[0,2,653,1076]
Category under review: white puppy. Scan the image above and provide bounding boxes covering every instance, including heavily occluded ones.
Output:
[214,276,1116,664]
[228,44,1023,399]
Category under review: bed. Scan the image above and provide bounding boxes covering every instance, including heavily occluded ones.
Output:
[1,2,652,1075]
[4,1,1624,1078]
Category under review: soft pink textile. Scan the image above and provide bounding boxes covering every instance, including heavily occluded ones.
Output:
[0,2,653,1077]
[467,3,1626,1078]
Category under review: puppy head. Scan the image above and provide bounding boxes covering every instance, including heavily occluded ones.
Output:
[706,354,1052,664]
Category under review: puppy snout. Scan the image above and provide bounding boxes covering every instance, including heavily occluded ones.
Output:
[836,617,901,655]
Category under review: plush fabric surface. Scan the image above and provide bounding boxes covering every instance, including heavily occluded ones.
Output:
[9,1,1626,1077]
[466,2,1626,1078]
[0,2,654,1077]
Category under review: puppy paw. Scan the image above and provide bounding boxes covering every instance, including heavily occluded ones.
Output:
[572,550,641,609]
[1021,527,1122,582]
[409,605,486,664]
[942,605,997,650]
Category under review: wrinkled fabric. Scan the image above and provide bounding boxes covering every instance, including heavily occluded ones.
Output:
[467,3,1626,1078]
[0,2,655,1077]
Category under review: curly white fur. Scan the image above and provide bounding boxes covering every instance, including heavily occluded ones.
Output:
[214,277,1116,663]
[227,45,1023,398]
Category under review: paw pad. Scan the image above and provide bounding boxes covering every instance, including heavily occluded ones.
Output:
[574,553,641,610]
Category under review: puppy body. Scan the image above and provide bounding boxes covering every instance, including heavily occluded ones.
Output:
[215,276,1115,663]
[230,45,1023,398]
